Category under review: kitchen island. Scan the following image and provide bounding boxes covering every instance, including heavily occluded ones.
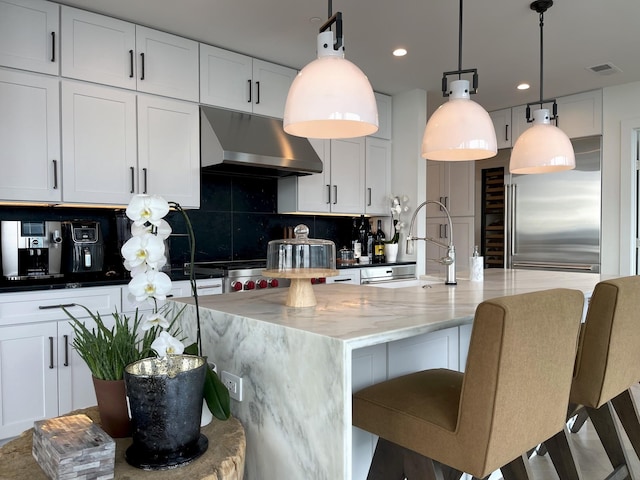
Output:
[171,269,603,480]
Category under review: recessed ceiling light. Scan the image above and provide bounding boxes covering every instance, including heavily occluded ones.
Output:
[517,83,530,90]
[393,48,407,57]
[309,16,322,24]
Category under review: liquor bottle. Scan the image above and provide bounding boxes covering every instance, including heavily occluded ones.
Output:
[351,217,361,259]
[373,219,386,263]
[358,215,368,259]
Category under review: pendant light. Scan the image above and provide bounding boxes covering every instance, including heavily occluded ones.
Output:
[421,0,497,161]
[283,0,378,139]
[510,0,575,174]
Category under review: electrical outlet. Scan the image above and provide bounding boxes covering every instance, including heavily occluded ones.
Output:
[221,371,243,401]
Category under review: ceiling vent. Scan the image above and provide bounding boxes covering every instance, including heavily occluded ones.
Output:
[587,63,622,75]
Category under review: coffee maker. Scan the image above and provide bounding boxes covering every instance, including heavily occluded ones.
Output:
[61,221,105,274]
[1,221,63,280]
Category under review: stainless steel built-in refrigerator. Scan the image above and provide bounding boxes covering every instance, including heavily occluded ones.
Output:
[504,136,602,272]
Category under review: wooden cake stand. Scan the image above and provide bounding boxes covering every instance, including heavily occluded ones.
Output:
[262,269,338,308]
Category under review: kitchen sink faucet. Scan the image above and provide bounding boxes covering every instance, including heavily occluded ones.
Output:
[406,200,457,285]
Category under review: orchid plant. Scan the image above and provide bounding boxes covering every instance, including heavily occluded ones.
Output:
[66,194,230,421]
[388,195,410,244]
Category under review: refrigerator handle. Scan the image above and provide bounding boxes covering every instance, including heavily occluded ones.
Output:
[510,184,517,259]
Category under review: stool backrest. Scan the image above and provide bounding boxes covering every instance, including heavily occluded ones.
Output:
[457,288,584,476]
[570,275,640,408]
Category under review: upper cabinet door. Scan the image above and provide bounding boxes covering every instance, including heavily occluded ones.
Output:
[0,69,61,203]
[0,0,59,75]
[61,80,137,205]
[371,93,392,140]
[489,108,512,149]
[555,90,602,139]
[135,26,199,102]
[137,95,200,208]
[331,137,366,214]
[251,59,296,119]
[200,44,253,112]
[61,6,136,90]
[365,138,391,215]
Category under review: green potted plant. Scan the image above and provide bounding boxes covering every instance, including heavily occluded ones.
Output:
[64,194,230,443]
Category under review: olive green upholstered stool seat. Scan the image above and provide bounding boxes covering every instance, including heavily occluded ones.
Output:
[543,276,640,480]
[353,288,586,480]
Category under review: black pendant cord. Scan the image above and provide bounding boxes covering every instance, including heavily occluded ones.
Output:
[458,0,463,78]
[538,11,545,106]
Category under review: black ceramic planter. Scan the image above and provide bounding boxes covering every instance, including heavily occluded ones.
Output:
[124,354,208,470]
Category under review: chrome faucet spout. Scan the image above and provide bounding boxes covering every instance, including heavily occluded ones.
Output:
[406,200,457,285]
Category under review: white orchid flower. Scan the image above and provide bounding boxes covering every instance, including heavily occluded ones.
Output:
[128,270,172,302]
[151,331,184,357]
[130,219,172,240]
[141,312,170,331]
[126,194,170,227]
[121,233,166,270]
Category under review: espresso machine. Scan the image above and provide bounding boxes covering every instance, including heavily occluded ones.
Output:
[1,221,63,280]
[61,220,105,274]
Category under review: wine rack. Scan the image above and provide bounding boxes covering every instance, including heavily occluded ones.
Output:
[481,167,505,268]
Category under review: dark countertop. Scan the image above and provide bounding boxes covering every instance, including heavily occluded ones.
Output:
[0,268,223,294]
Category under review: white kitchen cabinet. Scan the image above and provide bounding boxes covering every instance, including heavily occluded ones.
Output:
[351,343,387,480]
[326,269,361,285]
[137,95,200,208]
[425,216,474,277]
[511,89,603,143]
[0,68,61,203]
[0,0,59,75]
[121,278,223,314]
[278,137,367,215]
[200,44,296,119]
[365,138,392,216]
[61,7,198,102]
[489,108,513,149]
[371,92,392,140]
[426,160,475,218]
[62,81,200,207]
[61,80,138,205]
[0,286,120,440]
[387,327,459,378]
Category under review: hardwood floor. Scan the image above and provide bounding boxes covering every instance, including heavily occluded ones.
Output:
[484,385,640,479]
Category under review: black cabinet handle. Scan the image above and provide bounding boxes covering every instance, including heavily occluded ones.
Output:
[130,166,135,193]
[143,167,148,194]
[333,185,338,204]
[63,335,69,367]
[255,81,260,104]
[247,79,252,103]
[367,188,372,206]
[49,337,54,369]
[38,303,76,310]
[52,159,58,189]
[51,32,55,62]
[129,50,134,78]
[505,124,509,142]
[333,278,352,283]
[326,185,331,204]
[140,52,145,80]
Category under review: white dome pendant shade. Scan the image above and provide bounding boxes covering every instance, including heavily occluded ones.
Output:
[421,79,497,161]
[283,31,378,139]
[510,108,575,174]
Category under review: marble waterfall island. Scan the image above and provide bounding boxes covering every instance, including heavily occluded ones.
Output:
[170,269,602,480]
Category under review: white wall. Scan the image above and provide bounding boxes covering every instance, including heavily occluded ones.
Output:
[602,81,640,275]
[391,89,427,274]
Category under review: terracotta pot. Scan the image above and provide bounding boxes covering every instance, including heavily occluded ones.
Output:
[92,376,131,438]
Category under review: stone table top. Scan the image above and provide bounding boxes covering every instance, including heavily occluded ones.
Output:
[0,407,246,480]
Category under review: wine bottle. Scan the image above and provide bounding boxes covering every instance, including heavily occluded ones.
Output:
[373,219,386,263]
[358,215,368,259]
[351,217,361,259]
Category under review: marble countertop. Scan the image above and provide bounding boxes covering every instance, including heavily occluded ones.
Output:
[177,269,602,350]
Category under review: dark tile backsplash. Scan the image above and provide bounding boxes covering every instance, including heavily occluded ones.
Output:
[0,172,356,273]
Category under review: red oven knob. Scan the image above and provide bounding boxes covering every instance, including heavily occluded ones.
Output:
[256,279,268,289]
[268,278,279,288]
[244,280,256,290]
[311,278,318,285]
[318,277,326,284]
[231,281,243,292]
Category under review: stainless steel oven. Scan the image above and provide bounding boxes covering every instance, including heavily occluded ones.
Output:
[188,260,288,293]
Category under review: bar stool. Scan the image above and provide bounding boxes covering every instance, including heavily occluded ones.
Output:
[353,288,585,480]
[543,276,640,479]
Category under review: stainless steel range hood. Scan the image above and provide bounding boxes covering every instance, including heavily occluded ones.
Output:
[200,106,323,177]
